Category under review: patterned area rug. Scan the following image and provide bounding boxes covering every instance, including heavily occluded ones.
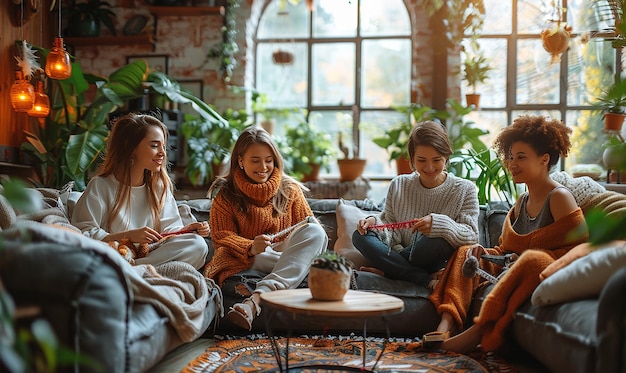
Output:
[182,336,517,373]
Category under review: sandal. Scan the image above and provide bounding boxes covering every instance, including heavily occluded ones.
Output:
[421,330,450,349]
[227,296,261,331]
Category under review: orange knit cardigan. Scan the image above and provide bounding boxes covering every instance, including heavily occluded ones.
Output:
[429,207,588,351]
[203,169,313,285]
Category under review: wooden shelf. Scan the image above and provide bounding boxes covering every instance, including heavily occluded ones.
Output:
[65,34,153,47]
[146,6,224,16]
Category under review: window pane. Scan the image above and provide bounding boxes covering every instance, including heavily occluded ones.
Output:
[313,0,357,38]
[309,110,352,175]
[360,0,410,37]
[512,110,561,121]
[361,39,411,108]
[483,0,512,35]
[517,0,549,34]
[466,111,508,149]
[362,110,411,177]
[566,110,606,172]
[461,38,507,108]
[516,39,560,105]
[312,43,356,106]
[258,1,309,39]
[256,42,308,108]
[567,38,616,106]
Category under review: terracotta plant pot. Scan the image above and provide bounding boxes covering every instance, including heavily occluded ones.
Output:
[396,155,412,175]
[337,158,366,182]
[308,267,352,301]
[301,163,321,182]
[604,112,626,132]
[465,93,481,109]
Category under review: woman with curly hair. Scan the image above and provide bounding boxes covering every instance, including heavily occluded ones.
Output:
[425,115,589,353]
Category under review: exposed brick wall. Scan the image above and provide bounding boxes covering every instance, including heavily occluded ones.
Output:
[70,0,459,113]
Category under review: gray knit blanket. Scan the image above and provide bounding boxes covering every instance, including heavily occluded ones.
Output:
[0,186,223,342]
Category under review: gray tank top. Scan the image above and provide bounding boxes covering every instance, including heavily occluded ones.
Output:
[512,186,565,235]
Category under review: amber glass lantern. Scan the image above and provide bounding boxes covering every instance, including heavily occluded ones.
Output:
[10,70,35,112]
[45,37,72,80]
[27,80,51,118]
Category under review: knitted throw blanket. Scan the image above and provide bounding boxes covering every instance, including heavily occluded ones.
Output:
[1,220,222,342]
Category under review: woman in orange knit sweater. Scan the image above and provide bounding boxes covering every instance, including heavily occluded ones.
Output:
[203,126,327,330]
[427,115,589,353]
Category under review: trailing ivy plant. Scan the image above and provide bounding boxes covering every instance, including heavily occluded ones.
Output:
[206,0,241,82]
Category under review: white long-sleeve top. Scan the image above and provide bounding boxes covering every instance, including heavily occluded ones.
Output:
[71,175,184,240]
[374,172,479,252]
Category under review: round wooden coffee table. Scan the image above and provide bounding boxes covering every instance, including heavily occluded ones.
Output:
[260,288,405,372]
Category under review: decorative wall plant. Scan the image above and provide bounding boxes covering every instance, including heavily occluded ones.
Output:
[206,0,241,82]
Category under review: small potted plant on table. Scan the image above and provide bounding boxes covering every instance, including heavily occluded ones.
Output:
[308,251,354,301]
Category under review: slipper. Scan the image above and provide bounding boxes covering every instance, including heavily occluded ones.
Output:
[227,297,261,331]
[421,330,450,349]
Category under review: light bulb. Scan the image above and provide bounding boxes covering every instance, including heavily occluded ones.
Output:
[27,80,50,118]
[45,37,72,80]
[10,70,35,112]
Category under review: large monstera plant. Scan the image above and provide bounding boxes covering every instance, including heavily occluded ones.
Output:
[21,48,147,190]
[21,44,225,191]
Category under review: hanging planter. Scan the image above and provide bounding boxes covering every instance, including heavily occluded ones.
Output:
[540,23,572,64]
[272,49,294,65]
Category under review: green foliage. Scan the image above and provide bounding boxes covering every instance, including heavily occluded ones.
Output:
[420,0,485,48]
[594,75,626,114]
[372,103,438,162]
[67,0,117,35]
[311,251,353,273]
[206,0,241,82]
[462,42,492,93]
[373,99,517,205]
[180,108,251,187]
[279,113,337,181]
[21,46,147,190]
[586,208,626,245]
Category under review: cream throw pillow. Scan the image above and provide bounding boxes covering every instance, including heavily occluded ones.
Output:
[532,242,626,306]
[333,199,374,269]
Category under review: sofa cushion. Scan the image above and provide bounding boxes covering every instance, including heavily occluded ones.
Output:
[532,242,626,306]
[333,198,375,269]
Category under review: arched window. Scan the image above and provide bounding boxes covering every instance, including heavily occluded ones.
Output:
[255,0,412,177]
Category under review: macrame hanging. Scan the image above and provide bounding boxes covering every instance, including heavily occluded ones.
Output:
[540,1,572,64]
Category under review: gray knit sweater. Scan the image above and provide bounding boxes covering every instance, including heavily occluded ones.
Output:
[374,172,479,252]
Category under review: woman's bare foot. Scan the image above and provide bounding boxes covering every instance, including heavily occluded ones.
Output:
[359,266,385,276]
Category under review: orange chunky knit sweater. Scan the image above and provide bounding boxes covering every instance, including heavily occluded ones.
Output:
[204,169,313,285]
[429,207,588,351]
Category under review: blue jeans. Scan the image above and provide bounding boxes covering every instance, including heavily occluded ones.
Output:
[352,230,455,285]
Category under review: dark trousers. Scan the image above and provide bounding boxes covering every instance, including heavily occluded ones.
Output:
[352,230,455,285]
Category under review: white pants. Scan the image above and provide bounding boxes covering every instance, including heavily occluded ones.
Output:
[135,233,208,269]
[251,221,327,294]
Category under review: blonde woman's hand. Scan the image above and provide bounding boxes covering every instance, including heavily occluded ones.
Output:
[184,221,210,237]
[411,215,432,235]
[126,227,162,243]
[250,234,271,256]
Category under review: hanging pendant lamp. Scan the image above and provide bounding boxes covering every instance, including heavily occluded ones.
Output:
[11,70,35,112]
[27,79,50,118]
[45,0,72,80]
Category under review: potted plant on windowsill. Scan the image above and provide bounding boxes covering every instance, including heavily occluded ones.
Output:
[372,103,437,175]
[279,112,336,182]
[594,76,626,132]
[462,42,492,109]
[308,251,353,301]
[336,109,366,182]
[66,0,117,37]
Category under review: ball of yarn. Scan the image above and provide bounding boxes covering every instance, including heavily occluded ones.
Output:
[462,255,479,278]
